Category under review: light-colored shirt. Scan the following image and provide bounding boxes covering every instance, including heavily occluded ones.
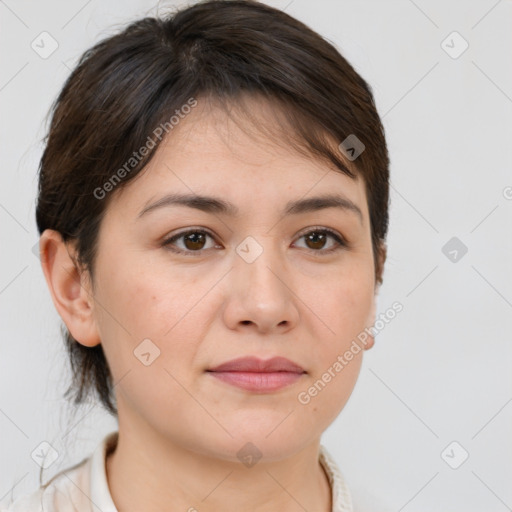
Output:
[1,431,354,512]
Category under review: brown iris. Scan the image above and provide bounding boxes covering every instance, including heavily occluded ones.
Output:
[182,232,207,250]
[304,231,327,250]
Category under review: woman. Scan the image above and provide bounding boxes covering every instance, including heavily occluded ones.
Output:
[3,0,389,510]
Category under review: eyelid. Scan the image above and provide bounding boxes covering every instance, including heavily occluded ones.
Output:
[296,225,345,241]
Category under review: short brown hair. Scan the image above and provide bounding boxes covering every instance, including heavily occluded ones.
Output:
[36,0,390,415]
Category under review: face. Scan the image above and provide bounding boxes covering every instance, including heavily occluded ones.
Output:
[83,97,378,461]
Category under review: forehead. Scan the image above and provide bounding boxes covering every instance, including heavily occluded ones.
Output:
[108,96,368,222]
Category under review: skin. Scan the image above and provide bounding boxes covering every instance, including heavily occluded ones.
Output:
[40,95,385,512]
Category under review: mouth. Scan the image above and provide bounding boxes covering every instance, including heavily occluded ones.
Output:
[206,356,306,393]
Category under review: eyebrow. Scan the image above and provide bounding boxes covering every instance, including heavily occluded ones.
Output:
[137,192,363,222]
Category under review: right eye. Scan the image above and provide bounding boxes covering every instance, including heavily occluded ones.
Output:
[161,228,219,256]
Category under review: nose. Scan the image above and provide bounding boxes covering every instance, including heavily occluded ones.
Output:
[222,237,300,335]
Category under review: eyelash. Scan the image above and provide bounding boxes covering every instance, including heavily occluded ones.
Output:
[161,227,348,257]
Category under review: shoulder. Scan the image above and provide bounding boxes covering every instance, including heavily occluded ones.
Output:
[0,488,45,512]
[1,431,119,512]
[0,457,90,512]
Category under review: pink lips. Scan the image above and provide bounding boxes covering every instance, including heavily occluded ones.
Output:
[207,356,306,392]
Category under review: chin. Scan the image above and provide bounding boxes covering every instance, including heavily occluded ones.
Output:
[213,418,319,464]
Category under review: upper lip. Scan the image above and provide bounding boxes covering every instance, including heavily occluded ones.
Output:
[207,356,306,373]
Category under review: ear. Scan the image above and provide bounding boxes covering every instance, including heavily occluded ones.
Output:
[363,241,387,351]
[38,229,101,348]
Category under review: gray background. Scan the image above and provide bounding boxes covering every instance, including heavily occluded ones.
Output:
[1,0,511,510]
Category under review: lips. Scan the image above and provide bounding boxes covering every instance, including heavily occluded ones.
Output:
[207,356,305,374]
[206,356,306,392]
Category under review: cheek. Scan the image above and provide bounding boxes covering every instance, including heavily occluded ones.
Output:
[92,255,203,380]
[297,278,370,424]
[296,350,362,434]
[96,250,186,334]
[92,263,204,420]
[313,263,374,347]
[300,261,373,414]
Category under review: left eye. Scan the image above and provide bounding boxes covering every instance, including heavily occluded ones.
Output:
[162,228,347,256]
[294,228,347,253]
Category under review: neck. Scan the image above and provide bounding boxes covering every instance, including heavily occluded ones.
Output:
[105,413,332,512]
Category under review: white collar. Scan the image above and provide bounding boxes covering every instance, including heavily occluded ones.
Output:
[88,430,118,512]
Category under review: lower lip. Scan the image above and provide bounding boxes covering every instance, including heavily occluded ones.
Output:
[207,371,304,392]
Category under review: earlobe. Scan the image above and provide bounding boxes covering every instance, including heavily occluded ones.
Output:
[363,298,376,351]
[38,229,101,348]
